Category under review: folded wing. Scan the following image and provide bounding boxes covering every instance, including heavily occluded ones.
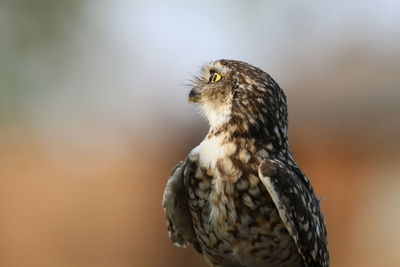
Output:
[258,159,329,267]
[162,160,202,252]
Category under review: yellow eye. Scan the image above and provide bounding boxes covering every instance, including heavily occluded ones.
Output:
[209,72,222,83]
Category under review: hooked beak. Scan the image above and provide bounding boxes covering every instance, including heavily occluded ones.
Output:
[188,89,201,103]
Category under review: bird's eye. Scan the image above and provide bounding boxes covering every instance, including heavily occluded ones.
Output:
[209,72,222,83]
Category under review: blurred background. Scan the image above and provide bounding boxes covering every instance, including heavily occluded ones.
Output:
[1,0,400,266]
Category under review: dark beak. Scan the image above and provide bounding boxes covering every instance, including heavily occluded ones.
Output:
[188,89,201,103]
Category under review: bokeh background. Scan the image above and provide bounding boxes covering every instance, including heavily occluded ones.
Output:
[1,1,400,266]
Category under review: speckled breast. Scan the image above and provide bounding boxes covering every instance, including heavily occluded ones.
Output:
[185,159,303,267]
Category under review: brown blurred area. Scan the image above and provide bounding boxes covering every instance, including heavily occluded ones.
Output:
[1,1,400,267]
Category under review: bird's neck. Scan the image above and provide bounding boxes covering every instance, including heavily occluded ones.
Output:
[207,120,293,164]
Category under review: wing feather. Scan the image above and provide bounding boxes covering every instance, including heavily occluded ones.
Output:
[258,159,329,267]
[162,160,201,252]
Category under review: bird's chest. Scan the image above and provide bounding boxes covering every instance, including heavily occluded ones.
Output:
[190,136,242,228]
[197,135,235,169]
[185,139,294,265]
[186,164,288,262]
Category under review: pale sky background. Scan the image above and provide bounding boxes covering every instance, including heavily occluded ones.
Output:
[1,0,400,152]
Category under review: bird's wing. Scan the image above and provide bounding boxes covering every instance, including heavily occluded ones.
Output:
[258,159,329,267]
[162,160,202,252]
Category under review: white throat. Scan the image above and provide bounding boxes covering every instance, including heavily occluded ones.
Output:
[201,102,232,130]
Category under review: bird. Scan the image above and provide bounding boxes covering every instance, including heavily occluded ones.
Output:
[162,59,329,267]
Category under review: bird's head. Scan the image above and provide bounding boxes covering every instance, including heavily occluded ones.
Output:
[189,59,288,144]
